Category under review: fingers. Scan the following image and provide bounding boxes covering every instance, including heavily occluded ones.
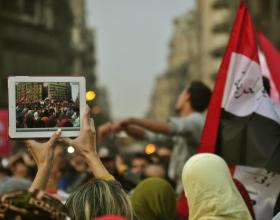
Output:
[48,128,62,146]
[90,118,96,133]
[82,105,91,130]
[59,137,73,146]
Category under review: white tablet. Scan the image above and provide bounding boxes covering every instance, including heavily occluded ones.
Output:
[8,76,86,138]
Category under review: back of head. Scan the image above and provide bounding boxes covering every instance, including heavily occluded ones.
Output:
[182,153,252,220]
[188,81,211,112]
[65,179,134,220]
[131,177,176,220]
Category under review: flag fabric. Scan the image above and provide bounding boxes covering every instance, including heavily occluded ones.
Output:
[258,32,280,104]
[258,50,280,104]
[198,1,280,173]
[232,165,280,220]
[197,2,280,219]
[0,110,11,156]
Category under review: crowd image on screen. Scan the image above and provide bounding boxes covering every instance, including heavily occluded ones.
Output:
[16,98,80,129]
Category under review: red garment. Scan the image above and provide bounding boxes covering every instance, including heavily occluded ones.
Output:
[176,191,189,218]
[95,216,127,220]
[233,179,256,220]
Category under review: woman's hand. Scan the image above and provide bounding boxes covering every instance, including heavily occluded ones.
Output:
[25,129,61,190]
[60,106,112,179]
[60,106,97,160]
[26,129,61,169]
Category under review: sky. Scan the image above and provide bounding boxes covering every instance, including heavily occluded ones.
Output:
[86,0,194,119]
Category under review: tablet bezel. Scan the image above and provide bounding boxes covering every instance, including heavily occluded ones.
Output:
[8,76,86,138]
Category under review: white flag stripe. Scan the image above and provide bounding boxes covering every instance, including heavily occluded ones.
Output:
[234,166,280,220]
[222,53,280,123]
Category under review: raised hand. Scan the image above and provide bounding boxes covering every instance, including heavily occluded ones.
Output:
[60,106,97,158]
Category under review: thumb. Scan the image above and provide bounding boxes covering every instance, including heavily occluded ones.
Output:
[48,128,61,146]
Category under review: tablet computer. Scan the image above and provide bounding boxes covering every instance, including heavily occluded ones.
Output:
[8,76,86,138]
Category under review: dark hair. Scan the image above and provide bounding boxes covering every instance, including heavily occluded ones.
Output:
[131,153,152,164]
[187,81,211,112]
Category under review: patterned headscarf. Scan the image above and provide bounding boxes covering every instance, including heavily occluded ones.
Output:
[0,189,69,220]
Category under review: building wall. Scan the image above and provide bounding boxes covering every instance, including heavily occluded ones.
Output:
[196,0,231,88]
[0,0,73,108]
[147,11,194,120]
[47,83,72,102]
[16,82,43,103]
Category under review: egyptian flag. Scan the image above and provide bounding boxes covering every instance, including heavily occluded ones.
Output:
[197,2,280,173]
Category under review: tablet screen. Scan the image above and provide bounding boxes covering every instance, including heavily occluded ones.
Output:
[15,82,80,132]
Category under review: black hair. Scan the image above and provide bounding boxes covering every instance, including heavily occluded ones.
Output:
[187,81,212,112]
[131,153,152,164]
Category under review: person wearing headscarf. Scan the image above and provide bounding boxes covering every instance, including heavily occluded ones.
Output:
[182,153,252,220]
[131,177,176,220]
[0,189,68,220]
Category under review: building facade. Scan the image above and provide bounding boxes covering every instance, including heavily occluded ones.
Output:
[0,0,74,108]
[16,82,43,103]
[147,11,195,120]
[46,82,72,102]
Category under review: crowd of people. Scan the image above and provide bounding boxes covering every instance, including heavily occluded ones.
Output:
[0,81,279,220]
[16,98,80,129]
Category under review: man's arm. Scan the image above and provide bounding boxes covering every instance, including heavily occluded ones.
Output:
[118,124,173,146]
[122,125,145,139]
[122,118,171,135]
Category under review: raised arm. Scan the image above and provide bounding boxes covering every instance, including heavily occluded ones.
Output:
[61,106,111,179]
[25,129,61,191]
[121,117,171,135]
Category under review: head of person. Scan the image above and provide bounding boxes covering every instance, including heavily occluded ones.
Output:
[11,159,32,180]
[176,81,211,115]
[130,153,151,175]
[65,180,134,220]
[131,177,176,220]
[143,163,166,179]
[182,153,252,220]
[99,147,117,174]
[157,146,172,170]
